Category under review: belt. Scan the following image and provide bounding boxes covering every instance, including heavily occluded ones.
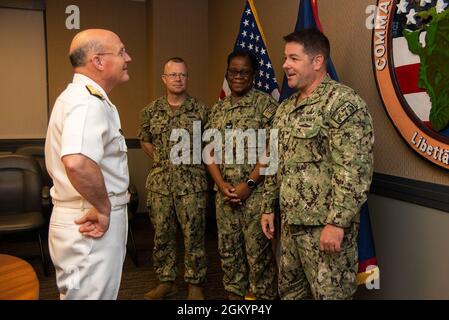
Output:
[52,192,130,209]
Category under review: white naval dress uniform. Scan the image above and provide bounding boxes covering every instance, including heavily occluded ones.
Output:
[45,73,129,300]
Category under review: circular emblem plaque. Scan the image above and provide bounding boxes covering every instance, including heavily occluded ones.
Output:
[373,0,449,169]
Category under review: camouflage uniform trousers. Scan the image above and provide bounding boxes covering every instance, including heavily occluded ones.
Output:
[279,218,359,300]
[148,191,207,284]
[216,191,277,299]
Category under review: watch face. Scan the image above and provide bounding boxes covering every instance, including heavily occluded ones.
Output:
[247,179,256,188]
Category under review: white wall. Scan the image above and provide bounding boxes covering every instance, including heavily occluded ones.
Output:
[0,8,47,138]
[357,194,449,299]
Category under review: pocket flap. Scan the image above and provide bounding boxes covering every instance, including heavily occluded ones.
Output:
[291,124,320,139]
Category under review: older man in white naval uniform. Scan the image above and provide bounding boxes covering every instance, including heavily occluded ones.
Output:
[45,29,132,300]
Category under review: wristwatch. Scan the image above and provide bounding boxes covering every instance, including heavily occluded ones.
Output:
[246,179,257,190]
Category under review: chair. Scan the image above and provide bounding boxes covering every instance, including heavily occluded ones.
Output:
[0,154,49,276]
[14,146,141,267]
[127,182,139,266]
[15,146,53,222]
[15,146,51,187]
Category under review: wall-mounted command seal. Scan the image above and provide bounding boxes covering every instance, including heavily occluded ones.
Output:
[373,0,449,169]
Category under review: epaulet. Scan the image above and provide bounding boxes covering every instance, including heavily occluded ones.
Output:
[85,85,105,100]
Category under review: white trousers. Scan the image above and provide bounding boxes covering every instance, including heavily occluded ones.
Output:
[48,205,128,300]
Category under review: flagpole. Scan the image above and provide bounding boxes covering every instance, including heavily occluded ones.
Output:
[247,0,280,99]
[248,0,276,60]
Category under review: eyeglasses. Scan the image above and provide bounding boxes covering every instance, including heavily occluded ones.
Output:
[96,48,128,59]
[227,69,253,79]
[163,73,188,80]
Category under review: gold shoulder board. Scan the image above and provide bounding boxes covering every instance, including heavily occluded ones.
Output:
[85,85,105,100]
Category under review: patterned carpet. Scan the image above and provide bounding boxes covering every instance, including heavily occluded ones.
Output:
[0,213,228,300]
[1,214,375,300]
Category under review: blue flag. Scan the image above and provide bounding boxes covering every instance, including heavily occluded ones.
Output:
[280,0,379,285]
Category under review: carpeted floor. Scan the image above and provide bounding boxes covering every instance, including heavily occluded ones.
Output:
[1,213,373,300]
[0,213,228,300]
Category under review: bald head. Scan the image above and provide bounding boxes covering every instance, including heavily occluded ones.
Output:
[69,29,119,67]
[67,29,131,93]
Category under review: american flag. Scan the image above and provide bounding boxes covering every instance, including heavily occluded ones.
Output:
[219,0,280,101]
[392,0,449,136]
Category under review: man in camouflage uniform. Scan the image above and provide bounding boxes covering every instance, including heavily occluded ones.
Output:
[205,51,278,300]
[261,29,374,300]
[138,57,208,300]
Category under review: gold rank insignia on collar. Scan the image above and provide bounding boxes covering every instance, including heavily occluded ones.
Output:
[85,84,105,100]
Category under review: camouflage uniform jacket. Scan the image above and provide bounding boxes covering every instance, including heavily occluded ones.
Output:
[206,88,278,191]
[260,75,374,227]
[138,96,208,196]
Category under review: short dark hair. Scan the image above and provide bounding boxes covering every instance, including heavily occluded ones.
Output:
[69,48,86,67]
[69,40,104,67]
[284,29,330,61]
[165,57,186,65]
[227,50,258,71]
